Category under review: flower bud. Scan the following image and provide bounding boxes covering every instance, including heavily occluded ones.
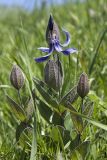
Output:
[44,60,63,91]
[46,15,60,45]
[77,73,89,98]
[10,64,25,90]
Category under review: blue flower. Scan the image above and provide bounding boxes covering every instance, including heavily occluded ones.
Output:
[35,15,77,63]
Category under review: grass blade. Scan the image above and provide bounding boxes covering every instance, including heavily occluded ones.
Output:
[89,28,107,75]
[30,110,37,160]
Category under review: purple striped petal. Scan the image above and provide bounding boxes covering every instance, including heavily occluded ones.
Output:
[59,29,70,47]
[38,47,50,53]
[35,46,54,63]
[54,42,62,52]
[61,48,77,55]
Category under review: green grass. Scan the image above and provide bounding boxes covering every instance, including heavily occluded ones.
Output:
[0,0,107,159]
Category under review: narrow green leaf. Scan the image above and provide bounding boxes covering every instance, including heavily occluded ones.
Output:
[7,95,26,121]
[70,134,81,151]
[33,78,59,108]
[16,122,28,141]
[51,126,59,142]
[37,99,52,123]
[64,103,83,134]
[64,113,73,131]
[30,110,37,160]
[58,126,71,146]
[71,140,90,160]
[77,141,90,159]
[66,104,107,131]
[52,112,64,126]
[34,77,58,98]
[71,150,81,160]
[51,126,65,156]
[0,85,12,88]
[19,127,32,149]
[83,101,94,130]
[60,86,78,105]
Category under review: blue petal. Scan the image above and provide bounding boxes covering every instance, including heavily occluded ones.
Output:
[35,46,54,63]
[38,47,50,53]
[34,55,50,62]
[54,42,62,52]
[60,29,70,47]
[61,48,77,55]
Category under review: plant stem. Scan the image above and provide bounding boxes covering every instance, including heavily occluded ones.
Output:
[68,54,71,67]
[18,90,23,107]
[57,54,61,101]
[81,98,84,113]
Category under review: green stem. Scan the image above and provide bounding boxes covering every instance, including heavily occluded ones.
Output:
[57,54,61,101]
[18,90,23,107]
[68,54,71,67]
[81,98,84,113]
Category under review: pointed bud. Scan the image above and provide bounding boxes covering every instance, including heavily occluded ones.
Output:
[44,60,63,91]
[46,15,60,45]
[77,73,89,98]
[10,64,25,90]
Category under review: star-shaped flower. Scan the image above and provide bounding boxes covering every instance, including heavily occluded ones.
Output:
[35,15,77,63]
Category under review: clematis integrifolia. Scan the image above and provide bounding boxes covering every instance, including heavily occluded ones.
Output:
[35,15,77,63]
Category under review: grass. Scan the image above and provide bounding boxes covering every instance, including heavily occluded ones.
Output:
[0,0,107,159]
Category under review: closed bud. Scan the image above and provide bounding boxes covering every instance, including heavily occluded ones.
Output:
[44,60,63,91]
[46,15,60,45]
[77,72,89,98]
[10,64,25,90]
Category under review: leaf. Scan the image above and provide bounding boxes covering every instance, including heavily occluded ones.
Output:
[16,122,29,141]
[71,141,90,160]
[82,101,94,130]
[70,151,80,160]
[51,126,59,142]
[30,110,37,160]
[60,86,78,105]
[83,101,94,116]
[37,99,52,123]
[65,104,107,131]
[35,78,58,98]
[70,134,81,152]
[66,103,83,134]
[58,126,71,146]
[52,112,64,126]
[7,95,26,121]
[0,85,12,88]
[77,141,90,159]
[64,112,73,131]
[51,126,65,153]
[19,127,33,149]
[33,77,59,108]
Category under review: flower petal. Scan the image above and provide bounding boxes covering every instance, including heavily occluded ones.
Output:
[54,41,63,52]
[38,47,50,53]
[61,48,77,55]
[35,46,54,63]
[59,29,70,47]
